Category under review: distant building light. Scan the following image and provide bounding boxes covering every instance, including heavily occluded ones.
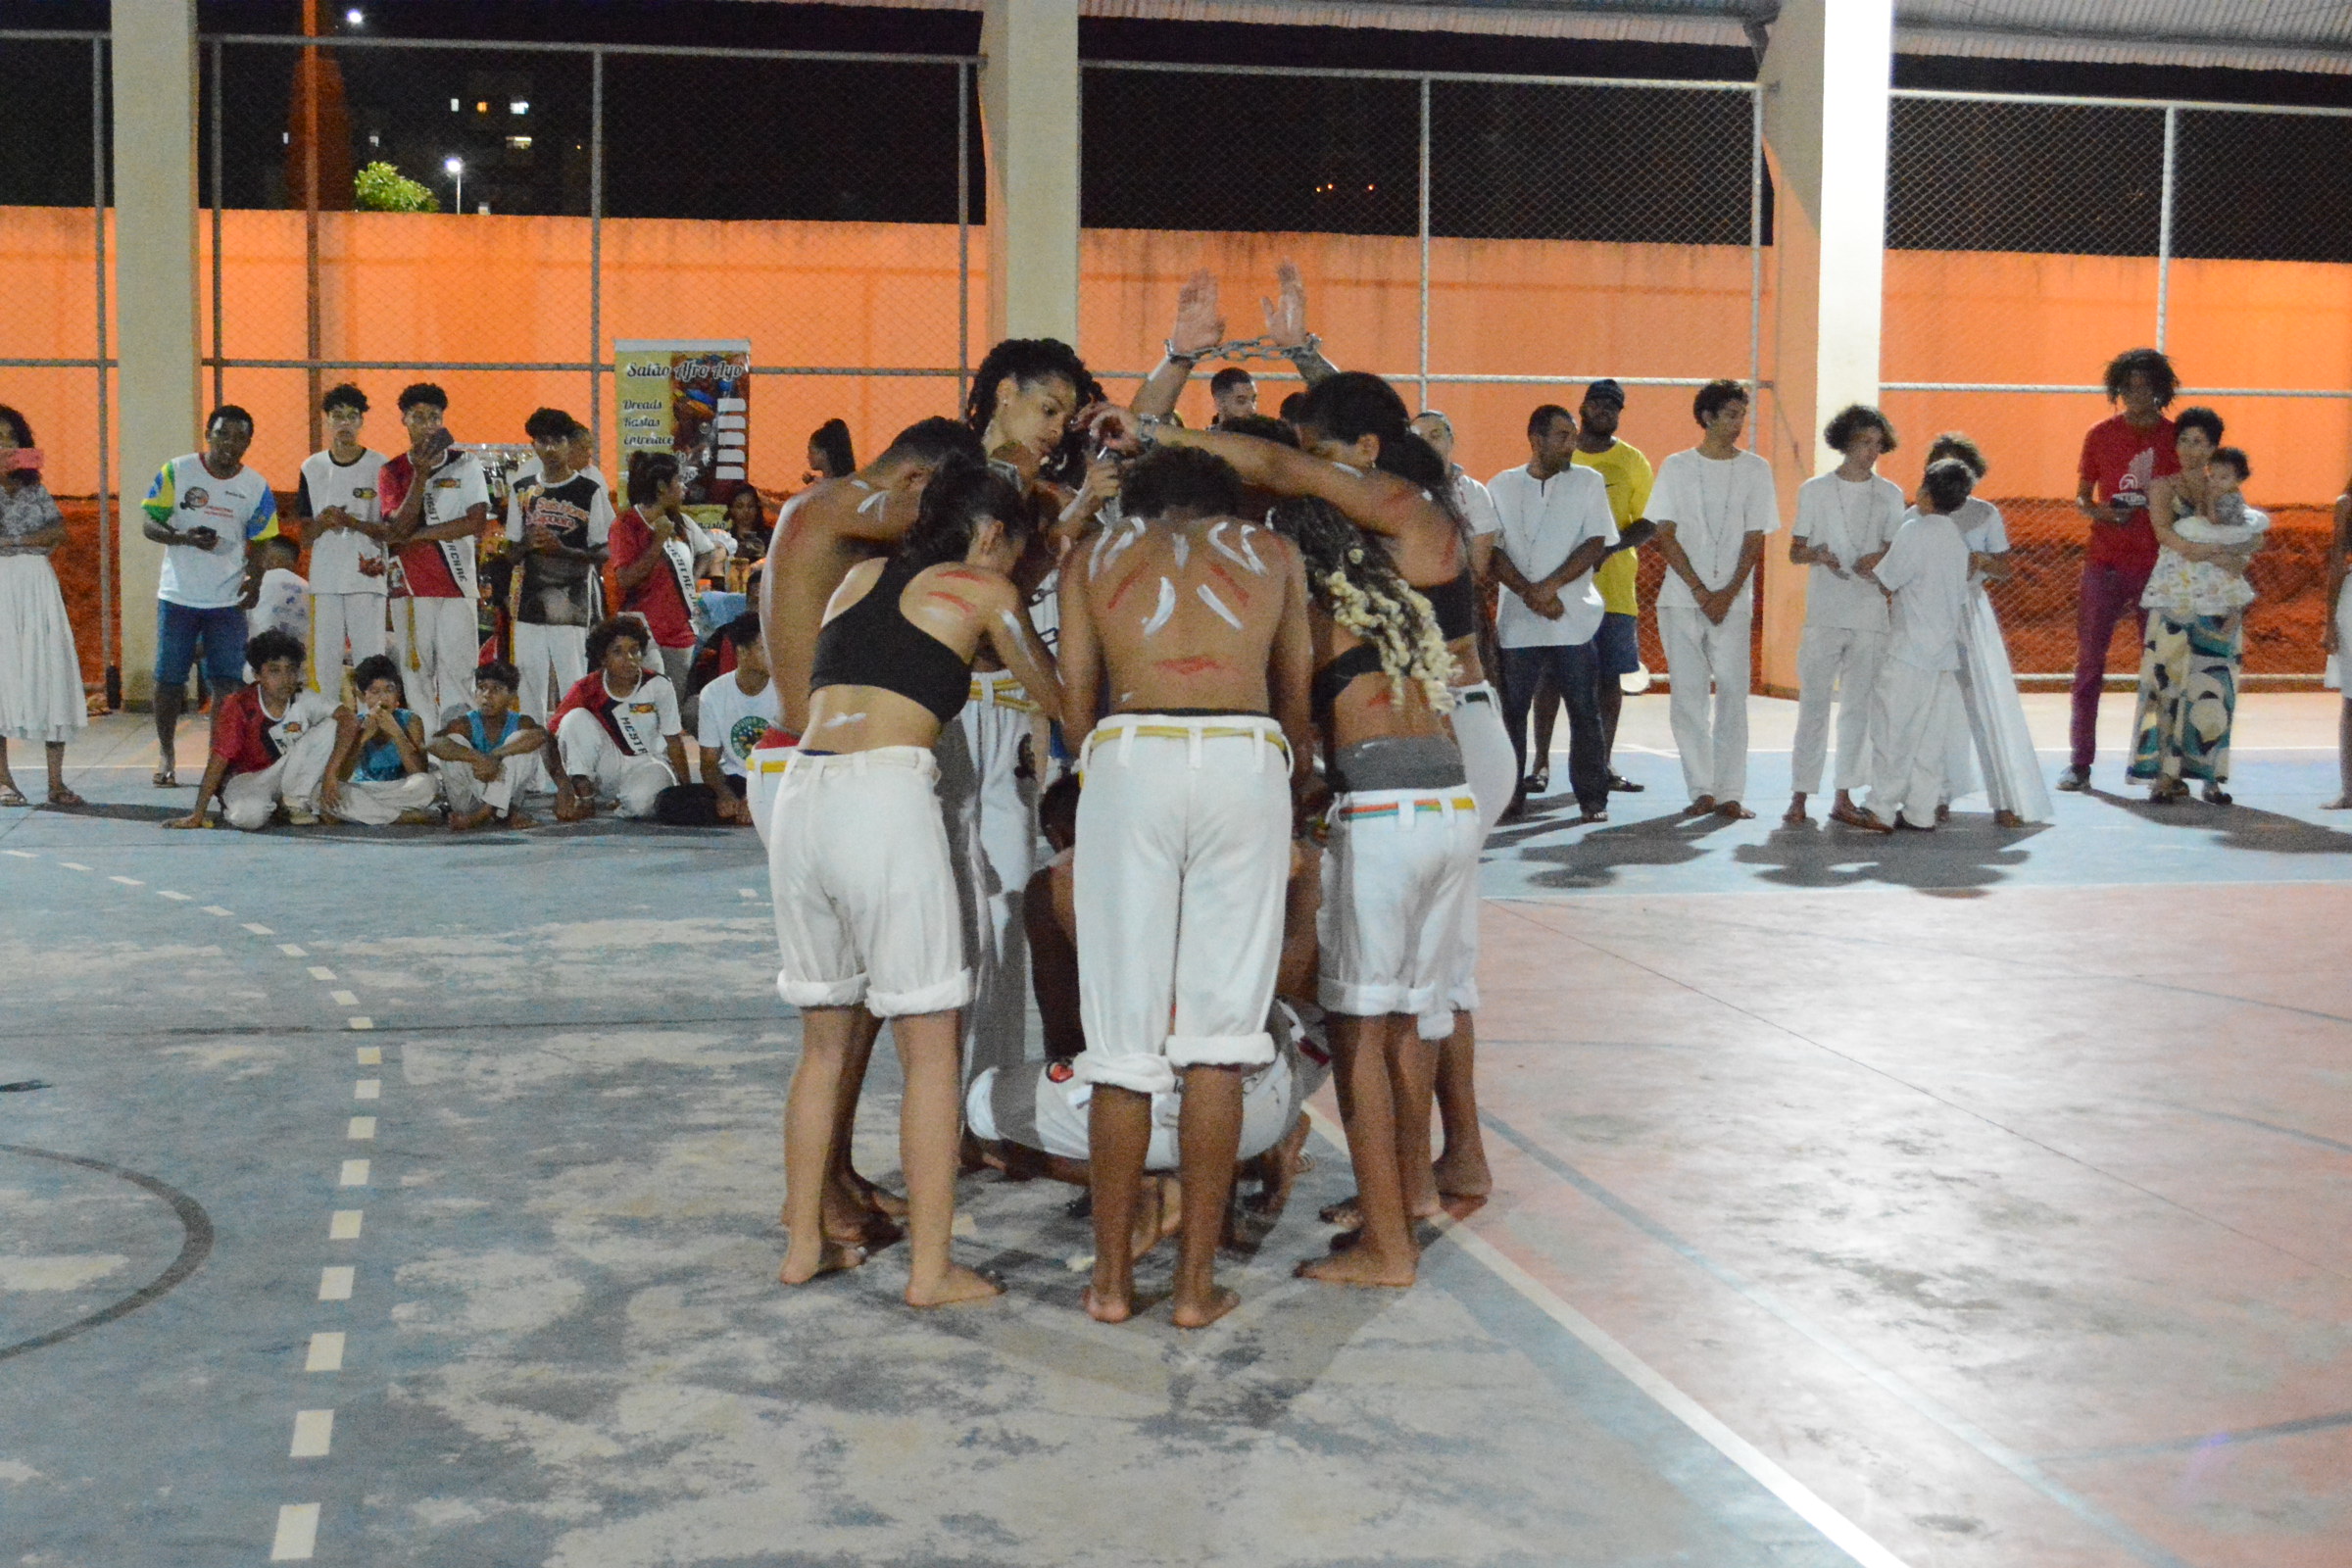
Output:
[450,98,461,113]
[368,132,380,147]
[511,100,530,116]
[476,101,490,114]
[281,131,291,145]
[506,135,532,151]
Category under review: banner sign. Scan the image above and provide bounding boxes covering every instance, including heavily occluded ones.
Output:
[613,339,751,505]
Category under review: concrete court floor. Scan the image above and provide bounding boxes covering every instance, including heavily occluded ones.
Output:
[1,693,2347,1568]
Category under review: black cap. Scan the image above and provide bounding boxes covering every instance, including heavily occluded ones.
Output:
[1583,378,1626,407]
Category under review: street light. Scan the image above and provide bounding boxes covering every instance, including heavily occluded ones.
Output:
[344,8,365,24]
[443,156,465,214]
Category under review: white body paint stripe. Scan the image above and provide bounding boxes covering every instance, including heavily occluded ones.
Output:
[1197,583,1243,630]
[1141,576,1177,636]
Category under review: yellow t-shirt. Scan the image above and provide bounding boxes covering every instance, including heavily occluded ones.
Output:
[1573,439,1654,617]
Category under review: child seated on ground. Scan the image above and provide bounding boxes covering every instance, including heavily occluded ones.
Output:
[551,615,688,820]
[2150,445,2266,621]
[692,611,778,826]
[166,629,344,831]
[427,661,555,831]
[319,654,441,826]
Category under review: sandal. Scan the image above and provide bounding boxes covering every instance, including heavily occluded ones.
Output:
[152,768,178,789]
[0,784,26,808]
[46,786,84,808]
[2201,784,2232,806]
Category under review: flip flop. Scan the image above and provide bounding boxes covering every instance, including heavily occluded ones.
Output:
[0,785,27,808]
[45,786,84,808]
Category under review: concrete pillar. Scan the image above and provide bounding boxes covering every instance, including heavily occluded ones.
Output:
[113,0,204,707]
[979,0,1081,348]
[1757,0,1892,694]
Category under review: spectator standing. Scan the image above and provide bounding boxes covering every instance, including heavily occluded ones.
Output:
[1488,404,1619,822]
[1209,367,1258,426]
[612,451,708,710]
[0,405,85,807]
[2328,476,2352,810]
[1645,379,1777,819]
[1569,379,1653,792]
[383,383,492,725]
[142,405,277,788]
[2060,348,2180,792]
[1786,405,1905,828]
[506,409,614,720]
[295,383,390,694]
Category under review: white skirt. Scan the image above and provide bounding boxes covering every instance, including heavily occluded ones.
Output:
[0,554,85,743]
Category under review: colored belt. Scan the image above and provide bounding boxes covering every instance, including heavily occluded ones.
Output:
[969,675,1042,714]
[1337,793,1478,821]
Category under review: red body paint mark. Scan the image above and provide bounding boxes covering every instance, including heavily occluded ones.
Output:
[933,568,992,585]
[922,592,979,614]
[1154,656,1227,677]
[1107,565,1152,612]
[1205,562,1251,602]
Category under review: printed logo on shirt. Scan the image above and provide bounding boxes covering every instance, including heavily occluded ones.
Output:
[433,477,461,489]
[726,714,770,759]
[629,702,656,714]
[352,487,376,499]
[182,487,211,509]
[1046,1060,1075,1083]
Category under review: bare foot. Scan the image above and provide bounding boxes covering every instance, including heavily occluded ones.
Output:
[0,783,24,808]
[1248,1114,1312,1218]
[1936,802,1952,823]
[1432,1147,1492,1203]
[1082,1284,1133,1324]
[1830,802,1887,832]
[1170,1286,1242,1330]
[1714,800,1756,820]
[1298,1245,1416,1289]
[849,1171,909,1221]
[1684,794,1716,815]
[2324,797,2351,810]
[1318,1194,1362,1230]
[778,1240,865,1285]
[152,768,178,789]
[1129,1177,1184,1263]
[554,791,595,822]
[503,809,541,829]
[448,805,497,832]
[1439,1191,1489,1219]
[906,1262,1003,1309]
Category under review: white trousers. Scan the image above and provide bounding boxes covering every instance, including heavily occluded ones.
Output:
[1072,714,1293,1098]
[1320,787,1482,1020]
[437,749,550,814]
[511,622,587,722]
[939,671,1043,1084]
[307,592,386,693]
[220,722,339,830]
[747,735,796,843]
[1790,624,1886,795]
[390,596,478,727]
[768,748,970,1016]
[1659,605,1752,805]
[555,709,673,818]
[1866,660,1961,829]
[328,771,440,825]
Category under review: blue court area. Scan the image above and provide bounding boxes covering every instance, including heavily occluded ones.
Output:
[4,698,2349,1567]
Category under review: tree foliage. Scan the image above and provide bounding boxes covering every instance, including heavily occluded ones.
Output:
[353,161,441,214]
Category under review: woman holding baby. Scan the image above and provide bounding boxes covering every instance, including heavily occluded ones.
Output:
[2127,406,2264,804]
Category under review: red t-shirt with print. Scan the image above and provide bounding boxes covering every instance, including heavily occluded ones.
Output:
[2078,414,2180,575]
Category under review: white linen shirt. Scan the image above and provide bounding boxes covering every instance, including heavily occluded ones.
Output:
[1646,448,1778,615]
[1486,464,1617,648]
[1792,470,1904,633]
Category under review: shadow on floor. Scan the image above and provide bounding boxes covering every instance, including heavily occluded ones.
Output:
[2088,788,2352,856]
[1731,815,2045,891]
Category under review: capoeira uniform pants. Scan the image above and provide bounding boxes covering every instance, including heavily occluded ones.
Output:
[1659,604,1753,804]
[768,747,971,1017]
[747,731,798,843]
[390,595,479,725]
[436,749,551,815]
[966,999,1330,1172]
[555,709,673,818]
[1790,625,1886,795]
[511,622,587,721]
[220,722,339,831]
[1071,713,1292,1098]
[327,771,440,825]
[1866,659,1961,829]
[939,669,1043,1084]
[1322,784,1482,1021]
[1418,682,1511,1039]
[307,592,386,693]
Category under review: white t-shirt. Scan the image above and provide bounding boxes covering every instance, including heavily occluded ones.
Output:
[1875,512,1970,673]
[1449,470,1500,540]
[252,567,310,646]
[695,672,781,778]
[1646,448,1779,615]
[298,448,389,596]
[1487,464,1617,648]
[511,455,610,496]
[146,455,279,610]
[260,689,341,760]
[601,673,681,757]
[1792,470,1905,633]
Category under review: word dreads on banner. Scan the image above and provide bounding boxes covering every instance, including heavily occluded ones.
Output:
[614,340,751,505]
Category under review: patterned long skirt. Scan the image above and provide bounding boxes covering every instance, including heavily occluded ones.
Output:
[2127,611,2239,785]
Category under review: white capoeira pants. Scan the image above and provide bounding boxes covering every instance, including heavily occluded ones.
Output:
[307,592,386,693]
[1866,660,1961,829]
[1420,682,1510,1038]
[768,747,971,1017]
[1071,713,1293,1099]
[747,733,797,843]
[511,622,587,722]
[1321,786,1482,1021]
[328,771,440,825]
[220,722,339,830]
[390,596,479,727]
[939,670,1043,1084]
[1659,604,1753,805]
[437,749,551,815]
[555,709,673,818]
[1791,624,1886,795]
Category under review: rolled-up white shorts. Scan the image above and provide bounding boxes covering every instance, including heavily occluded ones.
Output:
[767,747,971,1017]
[746,731,798,843]
[1420,682,1510,1038]
[1071,713,1293,1098]
[1320,785,1482,1019]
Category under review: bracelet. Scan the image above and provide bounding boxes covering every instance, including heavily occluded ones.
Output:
[1136,414,1171,448]
[1282,332,1322,361]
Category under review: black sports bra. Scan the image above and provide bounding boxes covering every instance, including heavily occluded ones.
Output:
[809,557,972,724]
[1311,642,1387,718]
[1421,570,1477,642]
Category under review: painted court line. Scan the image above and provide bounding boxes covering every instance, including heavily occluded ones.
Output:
[201,905,233,916]
[338,1159,369,1186]
[330,990,359,1006]
[347,1016,374,1031]
[269,1502,320,1560]
[317,1267,354,1301]
[2,849,35,858]
[329,1210,363,1240]
[277,943,307,956]
[109,875,143,886]
[156,889,190,900]
[347,1117,375,1141]
[355,1047,380,1066]
[354,1079,380,1100]
[308,966,336,982]
[304,1332,344,1373]
[57,861,89,871]
[243,923,274,935]
[289,1409,335,1458]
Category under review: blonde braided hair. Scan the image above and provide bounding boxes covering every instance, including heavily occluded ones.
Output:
[1271,497,1457,710]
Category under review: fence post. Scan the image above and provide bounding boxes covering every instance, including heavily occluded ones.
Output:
[2156,103,2176,352]
[95,35,116,709]
[210,38,223,413]
[591,48,605,466]
[978,0,1080,345]
[958,60,971,406]
[1417,75,1431,410]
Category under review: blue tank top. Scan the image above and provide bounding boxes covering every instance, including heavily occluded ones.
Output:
[355,709,418,782]
[466,710,521,754]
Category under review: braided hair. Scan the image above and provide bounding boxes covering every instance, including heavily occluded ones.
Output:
[964,337,1104,488]
[1270,496,1456,711]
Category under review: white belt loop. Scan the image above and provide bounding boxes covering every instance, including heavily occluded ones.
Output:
[1118,722,1137,768]
[1188,725,1203,769]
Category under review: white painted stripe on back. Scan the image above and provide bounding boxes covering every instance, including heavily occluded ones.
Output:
[317,1266,355,1301]
[289,1409,334,1458]
[270,1502,320,1560]
[304,1332,344,1372]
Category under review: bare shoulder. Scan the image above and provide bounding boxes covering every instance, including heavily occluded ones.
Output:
[924,562,1019,611]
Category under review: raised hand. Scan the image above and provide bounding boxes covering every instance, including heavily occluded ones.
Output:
[1261,260,1308,350]
[1171,270,1224,358]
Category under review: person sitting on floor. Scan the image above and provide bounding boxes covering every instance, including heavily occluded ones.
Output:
[552,616,689,821]
[164,628,344,831]
[318,654,441,826]
[693,611,779,827]
[427,660,555,831]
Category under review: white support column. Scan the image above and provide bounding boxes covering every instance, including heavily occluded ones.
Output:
[979,0,1081,349]
[1758,0,1892,694]
[113,0,204,707]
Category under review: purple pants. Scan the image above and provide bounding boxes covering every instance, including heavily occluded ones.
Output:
[2071,561,2153,770]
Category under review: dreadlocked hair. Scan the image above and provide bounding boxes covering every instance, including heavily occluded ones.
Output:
[1270,497,1457,712]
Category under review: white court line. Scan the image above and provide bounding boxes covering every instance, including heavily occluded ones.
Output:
[57,861,89,871]
[1302,1108,1915,1568]
[289,1409,335,1458]
[3,850,35,858]
[270,1502,320,1560]
[277,943,307,956]
[243,922,274,935]
[338,1159,369,1186]
[347,1017,374,1031]
[355,1047,380,1066]
[308,966,337,982]
[303,1332,344,1372]
[317,1266,354,1301]
[109,875,143,886]
[328,1210,363,1240]
[347,1117,376,1141]
[157,889,190,900]
[330,990,359,1006]
[354,1079,380,1101]
[201,905,233,916]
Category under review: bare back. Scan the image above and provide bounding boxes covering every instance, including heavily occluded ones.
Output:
[761,475,900,735]
[805,555,1059,755]
[1309,610,1452,757]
